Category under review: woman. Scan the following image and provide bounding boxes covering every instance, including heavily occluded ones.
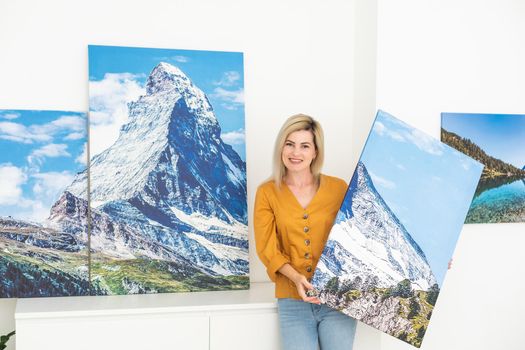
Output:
[254,114,357,350]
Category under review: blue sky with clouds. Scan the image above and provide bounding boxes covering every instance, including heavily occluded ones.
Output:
[359,110,483,286]
[88,45,246,160]
[442,113,525,169]
[0,110,87,222]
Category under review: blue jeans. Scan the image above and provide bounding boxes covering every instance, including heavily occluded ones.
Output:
[277,298,357,350]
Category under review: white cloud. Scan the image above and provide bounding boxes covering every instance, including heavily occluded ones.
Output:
[27,143,70,167]
[0,121,52,143]
[172,55,189,63]
[389,130,406,142]
[459,157,476,171]
[50,115,84,131]
[373,121,385,135]
[0,164,27,205]
[31,143,70,158]
[0,165,77,222]
[32,171,75,200]
[388,115,411,128]
[369,171,396,189]
[373,121,405,142]
[22,171,76,221]
[156,56,190,63]
[76,143,88,165]
[211,87,244,110]
[29,115,85,138]
[214,71,241,87]
[220,103,238,111]
[212,87,244,104]
[1,112,20,120]
[405,129,444,156]
[221,129,245,145]
[374,120,443,156]
[0,114,85,144]
[64,132,85,140]
[89,72,145,157]
[25,201,49,222]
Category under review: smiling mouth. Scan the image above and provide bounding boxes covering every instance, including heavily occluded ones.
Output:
[288,158,303,164]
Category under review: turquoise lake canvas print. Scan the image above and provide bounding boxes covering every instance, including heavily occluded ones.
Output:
[441,113,525,223]
[312,110,483,347]
[0,109,90,297]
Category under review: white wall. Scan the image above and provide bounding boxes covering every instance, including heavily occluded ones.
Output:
[0,0,380,349]
[374,1,525,349]
[4,1,523,350]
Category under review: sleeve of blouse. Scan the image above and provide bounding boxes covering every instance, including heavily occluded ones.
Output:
[253,185,290,282]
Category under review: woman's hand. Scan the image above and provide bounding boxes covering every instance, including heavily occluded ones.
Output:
[278,263,320,304]
[291,274,320,304]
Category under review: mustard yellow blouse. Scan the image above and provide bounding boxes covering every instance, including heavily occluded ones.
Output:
[254,174,347,299]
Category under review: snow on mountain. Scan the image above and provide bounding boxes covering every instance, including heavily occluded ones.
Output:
[169,206,246,240]
[314,161,437,291]
[65,62,248,277]
[222,153,244,188]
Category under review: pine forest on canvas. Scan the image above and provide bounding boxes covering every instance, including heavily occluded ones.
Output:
[312,110,483,347]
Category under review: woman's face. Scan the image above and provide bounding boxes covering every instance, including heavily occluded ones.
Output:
[281,129,317,174]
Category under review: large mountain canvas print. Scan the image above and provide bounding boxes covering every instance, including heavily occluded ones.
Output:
[74,45,248,295]
[0,109,90,297]
[312,110,483,347]
[441,113,525,223]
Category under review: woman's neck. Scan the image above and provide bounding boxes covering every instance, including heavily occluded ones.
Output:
[284,170,315,188]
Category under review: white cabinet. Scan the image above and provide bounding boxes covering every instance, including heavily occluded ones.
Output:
[17,313,210,350]
[210,312,280,350]
[15,282,279,350]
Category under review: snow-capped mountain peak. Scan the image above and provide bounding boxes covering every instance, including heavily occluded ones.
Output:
[314,161,437,291]
[65,61,248,278]
[145,62,216,126]
[146,62,191,94]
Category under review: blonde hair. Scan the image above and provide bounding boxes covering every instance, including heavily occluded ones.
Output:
[271,114,325,188]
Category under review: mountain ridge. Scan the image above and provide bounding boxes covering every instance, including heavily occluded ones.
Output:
[441,128,525,178]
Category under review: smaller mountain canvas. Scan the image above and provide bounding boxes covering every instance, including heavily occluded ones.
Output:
[312,110,483,347]
[81,45,248,295]
[0,109,90,298]
[441,113,525,223]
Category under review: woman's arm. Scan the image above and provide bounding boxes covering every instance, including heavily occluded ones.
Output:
[253,186,290,281]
